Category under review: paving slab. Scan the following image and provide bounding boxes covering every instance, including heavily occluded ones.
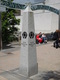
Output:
[0,42,60,80]
[0,68,60,80]
[0,76,8,80]
[0,52,7,57]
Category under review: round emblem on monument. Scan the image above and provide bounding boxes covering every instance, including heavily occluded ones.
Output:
[29,32,34,39]
[22,32,27,39]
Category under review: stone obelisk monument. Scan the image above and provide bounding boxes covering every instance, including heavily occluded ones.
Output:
[58,10,60,30]
[20,5,38,77]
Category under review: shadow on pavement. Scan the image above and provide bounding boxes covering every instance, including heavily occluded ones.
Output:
[39,71,60,80]
[2,44,14,49]
[0,69,60,80]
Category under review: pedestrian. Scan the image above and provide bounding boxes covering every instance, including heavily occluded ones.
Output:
[41,33,47,43]
[53,30,60,48]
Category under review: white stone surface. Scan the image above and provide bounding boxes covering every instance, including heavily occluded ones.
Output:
[59,10,60,29]
[20,6,38,77]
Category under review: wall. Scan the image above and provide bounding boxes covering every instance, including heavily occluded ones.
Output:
[34,12,52,33]
[16,0,60,33]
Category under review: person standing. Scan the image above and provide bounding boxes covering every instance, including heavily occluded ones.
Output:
[53,30,60,48]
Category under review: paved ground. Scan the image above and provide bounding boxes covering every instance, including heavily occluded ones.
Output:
[0,41,60,80]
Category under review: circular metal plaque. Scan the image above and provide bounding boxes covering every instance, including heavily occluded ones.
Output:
[29,32,34,39]
[22,32,27,39]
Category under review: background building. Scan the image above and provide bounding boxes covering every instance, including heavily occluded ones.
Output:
[16,0,60,33]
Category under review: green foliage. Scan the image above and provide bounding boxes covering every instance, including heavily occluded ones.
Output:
[1,8,20,43]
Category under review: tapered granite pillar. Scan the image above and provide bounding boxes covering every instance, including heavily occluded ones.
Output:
[20,5,38,77]
[59,10,60,30]
[0,13,2,50]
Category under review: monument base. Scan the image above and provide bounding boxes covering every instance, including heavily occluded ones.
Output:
[20,63,38,77]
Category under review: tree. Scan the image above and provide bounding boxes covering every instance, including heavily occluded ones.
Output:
[1,2,20,43]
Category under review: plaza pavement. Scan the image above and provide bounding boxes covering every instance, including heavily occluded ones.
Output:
[0,41,60,80]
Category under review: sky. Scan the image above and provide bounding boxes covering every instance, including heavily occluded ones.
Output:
[13,0,45,4]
